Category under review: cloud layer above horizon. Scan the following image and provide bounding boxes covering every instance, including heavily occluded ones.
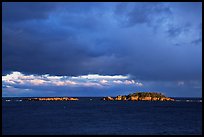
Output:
[2,71,143,87]
[2,2,202,97]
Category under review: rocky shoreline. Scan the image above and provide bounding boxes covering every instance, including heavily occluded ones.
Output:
[19,92,174,101]
[25,97,79,101]
[102,92,174,101]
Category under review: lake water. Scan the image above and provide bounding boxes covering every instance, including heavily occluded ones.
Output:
[2,97,202,135]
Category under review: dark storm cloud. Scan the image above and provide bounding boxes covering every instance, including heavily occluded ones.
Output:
[2,2,202,85]
[191,23,202,46]
[191,38,202,45]
[114,2,171,27]
[167,23,191,38]
[2,2,57,22]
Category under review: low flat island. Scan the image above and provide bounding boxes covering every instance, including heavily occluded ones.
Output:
[25,97,79,101]
[102,92,175,101]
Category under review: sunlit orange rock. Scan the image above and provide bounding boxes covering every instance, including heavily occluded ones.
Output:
[69,97,79,101]
[102,96,114,101]
[151,97,159,101]
[128,96,139,101]
[102,92,174,101]
[160,97,174,101]
[115,96,122,100]
[26,97,79,101]
[115,96,127,100]
[140,97,152,101]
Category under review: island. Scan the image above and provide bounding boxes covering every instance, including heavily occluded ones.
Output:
[102,92,174,101]
[25,97,79,101]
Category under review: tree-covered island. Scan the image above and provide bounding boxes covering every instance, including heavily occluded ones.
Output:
[102,92,174,101]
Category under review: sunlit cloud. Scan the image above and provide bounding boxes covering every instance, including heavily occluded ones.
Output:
[124,80,135,85]
[52,81,77,86]
[2,71,143,89]
[29,79,46,85]
[71,74,129,80]
[100,79,108,84]
[135,82,143,86]
[124,80,143,86]
[113,80,123,84]
[81,82,103,87]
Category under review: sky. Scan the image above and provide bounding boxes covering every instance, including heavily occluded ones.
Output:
[2,2,202,97]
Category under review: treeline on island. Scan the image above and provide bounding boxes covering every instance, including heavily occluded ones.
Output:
[102,92,174,101]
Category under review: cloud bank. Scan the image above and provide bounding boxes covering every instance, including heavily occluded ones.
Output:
[2,71,143,88]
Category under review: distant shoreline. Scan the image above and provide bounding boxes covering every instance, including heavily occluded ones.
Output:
[2,97,202,103]
[2,96,202,98]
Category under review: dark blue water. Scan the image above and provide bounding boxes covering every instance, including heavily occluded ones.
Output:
[2,97,202,135]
